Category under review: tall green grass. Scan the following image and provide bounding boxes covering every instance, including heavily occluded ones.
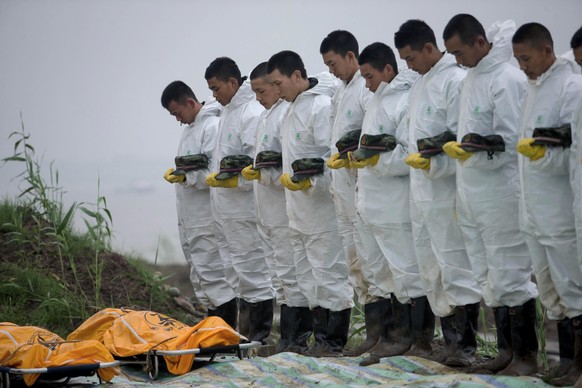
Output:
[0,121,191,337]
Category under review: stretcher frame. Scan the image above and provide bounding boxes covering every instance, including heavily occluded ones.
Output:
[0,360,121,388]
[120,340,262,380]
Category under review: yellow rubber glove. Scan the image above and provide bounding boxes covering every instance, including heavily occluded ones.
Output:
[164,168,185,184]
[206,172,239,188]
[348,151,379,169]
[280,173,312,191]
[405,153,430,170]
[326,153,351,169]
[443,141,473,161]
[517,138,546,161]
[241,164,260,181]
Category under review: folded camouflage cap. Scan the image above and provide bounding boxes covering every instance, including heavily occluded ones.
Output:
[417,130,456,158]
[351,133,397,160]
[532,124,572,148]
[215,154,254,180]
[172,154,209,176]
[291,157,325,183]
[460,133,505,154]
[335,129,362,159]
[253,151,283,170]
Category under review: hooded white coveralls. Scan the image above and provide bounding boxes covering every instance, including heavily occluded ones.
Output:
[281,72,354,311]
[253,99,308,308]
[175,100,237,309]
[454,21,538,308]
[356,69,424,304]
[573,103,582,267]
[518,57,582,320]
[210,81,274,303]
[407,53,482,318]
[330,70,374,305]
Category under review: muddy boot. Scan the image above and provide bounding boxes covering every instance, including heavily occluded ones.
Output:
[427,313,456,363]
[553,315,582,386]
[545,318,574,382]
[285,307,313,355]
[404,296,435,358]
[209,298,238,329]
[468,306,512,373]
[368,298,413,357]
[237,298,251,338]
[246,298,274,345]
[444,303,479,367]
[317,308,351,357]
[344,299,389,357]
[359,297,399,366]
[305,307,329,357]
[276,304,293,353]
[498,299,538,376]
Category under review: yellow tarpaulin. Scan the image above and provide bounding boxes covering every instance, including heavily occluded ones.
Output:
[0,322,118,386]
[67,309,243,375]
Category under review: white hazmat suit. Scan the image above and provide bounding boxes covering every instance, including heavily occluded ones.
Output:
[330,70,374,305]
[174,99,237,309]
[356,69,424,304]
[407,53,482,318]
[210,81,274,303]
[518,57,582,320]
[453,21,538,308]
[281,73,354,311]
[253,99,307,308]
[573,103,582,267]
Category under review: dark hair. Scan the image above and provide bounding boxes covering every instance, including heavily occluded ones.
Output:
[204,57,243,85]
[320,30,359,59]
[394,19,437,50]
[359,42,399,73]
[250,62,269,80]
[266,50,307,79]
[443,13,487,45]
[161,80,197,109]
[571,26,582,49]
[512,22,554,49]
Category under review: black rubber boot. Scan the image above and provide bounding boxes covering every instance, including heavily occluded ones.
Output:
[427,313,456,363]
[284,307,313,355]
[245,298,274,345]
[305,307,329,357]
[468,306,512,373]
[276,304,293,353]
[553,315,582,386]
[237,297,251,338]
[404,296,435,357]
[444,303,479,367]
[209,298,238,329]
[319,308,352,357]
[359,297,399,366]
[545,318,574,382]
[498,299,539,376]
[344,298,391,357]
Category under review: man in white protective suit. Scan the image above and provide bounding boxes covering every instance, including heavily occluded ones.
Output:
[513,23,582,383]
[319,31,374,354]
[346,42,427,367]
[266,50,355,357]
[204,57,275,345]
[569,25,582,388]
[395,19,483,361]
[440,15,540,373]
[241,62,313,354]
[161,80,237,323]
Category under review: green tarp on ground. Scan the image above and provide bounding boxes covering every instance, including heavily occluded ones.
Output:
[102,353,553,387]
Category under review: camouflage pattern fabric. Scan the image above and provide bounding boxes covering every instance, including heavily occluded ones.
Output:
[215,155,254,180]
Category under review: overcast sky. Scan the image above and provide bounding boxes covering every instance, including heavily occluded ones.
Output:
[1,0,581,264]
